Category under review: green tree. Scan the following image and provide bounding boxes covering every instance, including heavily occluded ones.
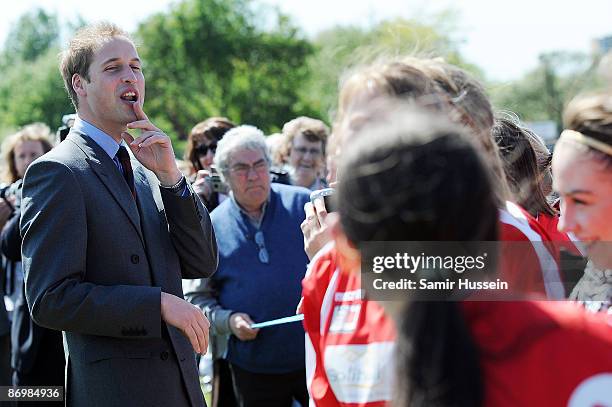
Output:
[2,8,60,63]
[0,8,72,137]
[302,15,482,122]
[488,51,601,129]
[136,0,315,143]
[0,48,73,131]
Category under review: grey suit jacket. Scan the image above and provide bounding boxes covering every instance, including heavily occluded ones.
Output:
[20,130,218,407]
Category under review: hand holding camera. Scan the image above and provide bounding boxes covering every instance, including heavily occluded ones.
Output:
[193,170,213,200]
[193,165,227,201]
[301,188,335,260]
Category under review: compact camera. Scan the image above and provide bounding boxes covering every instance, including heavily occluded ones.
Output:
[205,166,227,194]
[309,187,335,212]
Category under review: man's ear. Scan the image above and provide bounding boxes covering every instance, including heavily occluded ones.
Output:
[72,74,87,98]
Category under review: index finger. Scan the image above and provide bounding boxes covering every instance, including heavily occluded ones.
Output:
[126,120,158,132]
[304,202,316,220]
[133,101,148,121]
[304,202,321,228]
[313,197,328,222]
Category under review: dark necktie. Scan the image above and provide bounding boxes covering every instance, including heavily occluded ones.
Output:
[116,146,136,199]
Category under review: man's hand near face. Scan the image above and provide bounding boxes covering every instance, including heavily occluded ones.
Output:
[121,102,182,186]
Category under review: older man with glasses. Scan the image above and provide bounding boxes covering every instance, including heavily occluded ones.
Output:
[185,125,311,407]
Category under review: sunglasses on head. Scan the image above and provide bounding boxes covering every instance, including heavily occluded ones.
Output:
[195,143,217,156]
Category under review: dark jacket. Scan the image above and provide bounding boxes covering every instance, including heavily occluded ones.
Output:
[21,130,218,407]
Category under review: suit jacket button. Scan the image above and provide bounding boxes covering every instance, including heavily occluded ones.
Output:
[160,351,169,361]
[131,254,140,264]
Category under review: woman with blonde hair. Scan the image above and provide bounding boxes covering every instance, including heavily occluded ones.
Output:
[1,123,53,184]
[280,117,329,190]
[0,123,61,392]
[553,92,612,312]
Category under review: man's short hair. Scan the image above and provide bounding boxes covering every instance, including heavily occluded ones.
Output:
[214,125,270,180]
[59,22,131,110]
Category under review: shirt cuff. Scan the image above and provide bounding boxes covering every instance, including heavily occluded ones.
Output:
[159,176,189,197]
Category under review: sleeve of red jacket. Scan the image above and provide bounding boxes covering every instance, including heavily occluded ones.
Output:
[302,251,339,407]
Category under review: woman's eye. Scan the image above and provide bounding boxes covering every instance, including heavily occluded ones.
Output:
[572,198,589,206]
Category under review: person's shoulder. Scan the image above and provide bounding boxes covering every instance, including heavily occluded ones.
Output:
[210,197,234,223]
[26,149,74,178]
[535,301,612,342]
[303,243,338,292]
[271,183,310,204]
[24,137,97,193]
[465,300,612,353]
[302,243,338,318]
[500,201,553,242]
[39,135,87,165]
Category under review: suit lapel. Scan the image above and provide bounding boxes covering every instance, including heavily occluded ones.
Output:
[67,132,144,245]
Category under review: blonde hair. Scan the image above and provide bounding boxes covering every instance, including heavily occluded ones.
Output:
[280,116,330,163]
[60,22,130,110]
[265,133,286,167]
[330,60,437,164]
[332,57,509,204]
[2,123,53,183]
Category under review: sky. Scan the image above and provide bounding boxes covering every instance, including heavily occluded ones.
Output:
[1,0,611,81]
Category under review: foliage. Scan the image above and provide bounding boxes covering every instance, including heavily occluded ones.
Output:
[1,2,600,152]
[136,0,315,142]
[301,15,483,123]
[488,51,601,129]
[2,9,60,64]
[0,47,73,134]
[0,8,72,140]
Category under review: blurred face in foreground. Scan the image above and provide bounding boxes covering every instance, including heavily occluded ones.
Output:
[553,141,612,268]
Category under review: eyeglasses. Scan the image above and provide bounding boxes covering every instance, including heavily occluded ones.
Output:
[292,146,322,156]
[254,231,269,264]
[194,143,217,156]
[230,160,268,177]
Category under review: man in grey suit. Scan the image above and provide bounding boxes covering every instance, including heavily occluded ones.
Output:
[20,22,217,407]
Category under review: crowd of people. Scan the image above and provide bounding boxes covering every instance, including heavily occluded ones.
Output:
[0,21,611,407]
